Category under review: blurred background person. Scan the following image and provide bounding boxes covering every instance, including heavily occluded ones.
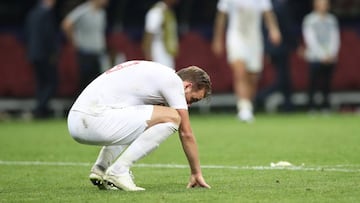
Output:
[256,0,297,112]
[302,0,340,111]
[25,0,58,118]
[61,0,108,92]
[142,0,179,69]
[212,0,281,122]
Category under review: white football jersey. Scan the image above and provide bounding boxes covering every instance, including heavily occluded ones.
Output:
[217,0,272,70]
[71,60,188,115]
[218,0,271,36]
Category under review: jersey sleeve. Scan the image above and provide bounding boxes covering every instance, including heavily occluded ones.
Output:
[217,0,230,13]
[145,7,164,34]
[261,0,273,11]
[160,75,188,110]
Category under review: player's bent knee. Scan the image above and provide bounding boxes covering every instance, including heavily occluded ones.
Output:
[149,106,181,128]
[169,109,181,126]
[174,110,181,125]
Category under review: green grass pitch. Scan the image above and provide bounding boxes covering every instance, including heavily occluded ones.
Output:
[0,113,360,202]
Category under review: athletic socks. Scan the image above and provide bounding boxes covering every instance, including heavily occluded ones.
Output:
[94,145,128,170]
[107,122,179,175]
[237,99,253,112]
[237,99,254,122]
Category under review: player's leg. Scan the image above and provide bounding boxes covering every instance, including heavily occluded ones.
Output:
[105,106,180,191]
[89,145,127,190]
[308,62,319,110]
[226,32,254,121]
[255,53,279,110]
[93,145,128,171]
[276,52,293,111]
[32,60,57,118]
[230,60,254,122]
[231,60,250,99]
[68,105,154,190]
[248,72,260,100]
[241,71,259,122]
[320,63,334,110]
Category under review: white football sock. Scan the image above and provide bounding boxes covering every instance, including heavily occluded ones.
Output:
[237,99,253,112]
[94,145,127,170]
[107,122,179,175]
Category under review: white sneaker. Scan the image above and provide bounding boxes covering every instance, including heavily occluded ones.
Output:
[89,165,118,190]
[237,109,254,123]
[104,171,145,191]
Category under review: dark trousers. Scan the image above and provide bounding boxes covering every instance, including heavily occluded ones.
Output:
[256,51,293,111]
[32,59,58,117]
[77,51,101,92]
[308,62,335,109]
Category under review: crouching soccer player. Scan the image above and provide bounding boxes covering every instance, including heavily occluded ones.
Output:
[67,60,211,191]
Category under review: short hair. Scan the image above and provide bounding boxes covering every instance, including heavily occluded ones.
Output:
[176,66,212,98]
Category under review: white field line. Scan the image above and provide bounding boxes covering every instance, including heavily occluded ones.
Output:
[1,160,360,173]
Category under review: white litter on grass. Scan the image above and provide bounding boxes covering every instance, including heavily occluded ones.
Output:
[270,161,293,167]
[270,161,305,168]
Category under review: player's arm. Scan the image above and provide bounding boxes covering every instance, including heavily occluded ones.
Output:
[263,10,282,46]
[176,109,211,189]
[61,17,75,46]
[142,32,153,61]
[212,11,227,56]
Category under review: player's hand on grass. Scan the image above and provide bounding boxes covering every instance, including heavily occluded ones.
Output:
[187,174,211,189]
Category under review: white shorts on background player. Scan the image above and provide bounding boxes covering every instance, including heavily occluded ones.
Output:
[217,0,272,73]
[145,2,174,68]
[67,61,187,146]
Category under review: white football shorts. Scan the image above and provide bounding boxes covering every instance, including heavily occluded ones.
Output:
[226,31,263,73]
[67,105,153,146]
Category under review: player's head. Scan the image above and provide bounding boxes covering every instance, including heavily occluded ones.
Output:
[163,0,179,7]
[41,0,56,8]
[177,66,212,106]
[91,0,109,8]
[313,0,330,13]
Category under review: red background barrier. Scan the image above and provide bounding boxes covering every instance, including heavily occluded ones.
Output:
[0,30,359,98]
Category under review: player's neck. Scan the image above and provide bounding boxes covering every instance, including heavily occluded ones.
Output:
[315,10,328,17]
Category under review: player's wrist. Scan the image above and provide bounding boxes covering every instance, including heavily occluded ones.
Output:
[190,169,202,176]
